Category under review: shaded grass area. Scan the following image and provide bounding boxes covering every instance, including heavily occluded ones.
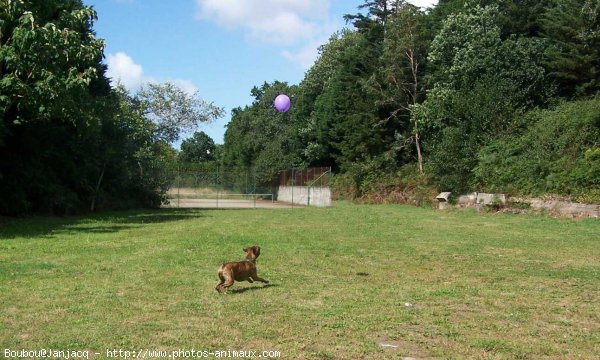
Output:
[1,205,599,359]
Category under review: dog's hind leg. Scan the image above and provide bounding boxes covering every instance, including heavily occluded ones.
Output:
[216,267,228,292]
[218,272,235,293]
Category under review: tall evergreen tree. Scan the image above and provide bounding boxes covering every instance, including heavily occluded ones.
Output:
[294,30,356,167]
[541,0,600,98]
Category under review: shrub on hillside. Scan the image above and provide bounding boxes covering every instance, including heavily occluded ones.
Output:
[473,97,600,203]
[331,162,437,206]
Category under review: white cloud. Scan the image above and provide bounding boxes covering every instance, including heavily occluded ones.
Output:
[106,52,146,90]
[196,0,332,45]
[106,52,198,95]
[167,78,199,95]
[195,0,438,70]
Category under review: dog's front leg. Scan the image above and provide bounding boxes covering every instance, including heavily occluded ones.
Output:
[253,276,269,283]
[250,269,269,284]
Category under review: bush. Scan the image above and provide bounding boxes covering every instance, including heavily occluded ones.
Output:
[331,162,438,206]
[473,97,600,203]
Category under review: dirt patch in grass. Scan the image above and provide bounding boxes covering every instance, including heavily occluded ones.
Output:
[374,337,435,359]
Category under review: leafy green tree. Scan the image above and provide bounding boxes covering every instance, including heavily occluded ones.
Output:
[87,86,175,212]
[179,131,216,163]
[312,40,387,171]
[136,82,224,143]
[0,1,215,215]
[222,81,301,183]
[415,4,551,192]
[494,0,550,38]
[0,0,109,214]
[0,0,106,132]
[344,0,400,35]
[306,0,396,172]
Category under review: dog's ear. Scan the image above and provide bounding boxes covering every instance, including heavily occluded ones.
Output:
[253,246,261,256]
[243,247,249,252]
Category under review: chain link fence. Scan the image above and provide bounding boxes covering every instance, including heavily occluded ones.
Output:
[161,165,331,208]
[164,164,279,208]
[278,167,332,187]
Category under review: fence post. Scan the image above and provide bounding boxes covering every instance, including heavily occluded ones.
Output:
[307,181,311,207]
[177,164,180,208]
[252,170,256,192]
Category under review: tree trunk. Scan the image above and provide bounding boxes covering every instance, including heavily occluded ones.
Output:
[415,132,423,175]
[90,161,107,212]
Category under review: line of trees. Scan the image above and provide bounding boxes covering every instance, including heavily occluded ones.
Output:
[221,0,600,203]
[2,0,598,216]
[0,0,222,215]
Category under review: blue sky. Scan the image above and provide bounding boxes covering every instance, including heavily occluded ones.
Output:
[89,0,438,146]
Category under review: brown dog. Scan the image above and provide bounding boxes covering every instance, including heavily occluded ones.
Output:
[215,246,269,293]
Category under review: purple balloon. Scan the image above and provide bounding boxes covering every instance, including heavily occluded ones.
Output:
[274,94,291,112]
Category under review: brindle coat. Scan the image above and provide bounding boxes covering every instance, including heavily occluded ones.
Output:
[215,246,269,293]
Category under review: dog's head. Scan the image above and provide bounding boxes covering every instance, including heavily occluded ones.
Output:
[243,245,261,260]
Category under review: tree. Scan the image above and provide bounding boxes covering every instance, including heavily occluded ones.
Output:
[308,3,394,172]
[0,0,106,130]
[179,131,216,163]
[294,30,361,167]
[0,1,214,215]
[540,0,600,98]
[415,4,551,192]
[136,82,224,143]
[312,36,387,171]
[367,2,428,174]
[222,81,301,183]
[0,0,109,215]
[344,0,401,33]
[87,86,175,212]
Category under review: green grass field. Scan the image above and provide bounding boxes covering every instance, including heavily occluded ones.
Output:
[1,204,599,359]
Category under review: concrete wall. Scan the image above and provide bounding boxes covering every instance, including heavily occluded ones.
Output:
[277,186,332,207]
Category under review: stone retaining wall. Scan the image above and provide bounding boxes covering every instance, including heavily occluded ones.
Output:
[446,192,599,219]
[516,198,599,219]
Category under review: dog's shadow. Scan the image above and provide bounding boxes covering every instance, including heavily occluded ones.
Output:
[228,283,277,294]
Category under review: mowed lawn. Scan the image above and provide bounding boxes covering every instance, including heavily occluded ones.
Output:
[1,204,599,359]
